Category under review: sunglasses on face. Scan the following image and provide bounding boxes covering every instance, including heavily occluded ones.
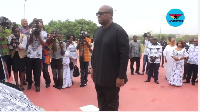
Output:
[96,12,109,16]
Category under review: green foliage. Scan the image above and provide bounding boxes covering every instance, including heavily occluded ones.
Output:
[44,19,98,40]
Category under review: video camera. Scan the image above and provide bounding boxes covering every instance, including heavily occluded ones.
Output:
[79,31,87,40]
[51,29,59,39]
[33,19,42,36]
[143,32,151,37]
[0,16,11,27]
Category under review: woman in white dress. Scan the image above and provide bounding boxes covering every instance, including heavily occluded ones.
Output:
[163,38,176,80]
[169,41,188,86]
[67,35,78,84]
[62,45,71,88]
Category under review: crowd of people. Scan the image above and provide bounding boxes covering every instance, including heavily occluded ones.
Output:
[0,18,93,92]
[129,33,198,86]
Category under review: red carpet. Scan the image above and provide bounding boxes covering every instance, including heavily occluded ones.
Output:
[22,56,198,111]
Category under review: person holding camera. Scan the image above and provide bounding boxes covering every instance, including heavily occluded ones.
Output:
[76,32,91,87]
[42,34,53,88]
[8,26,27,90]
[19,18,30,85]
[26,21,47,92]
[141,33,151,75]
[51,32,66,90]
[144,37,162,84]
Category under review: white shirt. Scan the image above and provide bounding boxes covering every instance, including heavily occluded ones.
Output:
[187,45,198,65]
[8,34,27,51]
[27,31,47,59]
[144,40,150,55]
[147,44,162,63]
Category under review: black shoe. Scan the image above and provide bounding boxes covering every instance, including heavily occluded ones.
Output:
[136,72,141,75]
[72,81,74,85]
[23,81,27,85]
[36,87,40,92]
[155,81,159,84]
[144,80,150,82]
[46,84,50,88]
[192,82,195,85]
[20,86,25,91]
[131,71,134,75]
[80,84,85,87]
[53,85,57,88]
[183,81,190,83]
[27,85,32,90]
[57,86,62,90]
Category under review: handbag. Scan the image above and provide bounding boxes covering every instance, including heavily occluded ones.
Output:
[73,65,80,77]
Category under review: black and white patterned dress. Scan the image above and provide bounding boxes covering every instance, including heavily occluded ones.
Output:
[169,48,188,86]
[0,82,41,111]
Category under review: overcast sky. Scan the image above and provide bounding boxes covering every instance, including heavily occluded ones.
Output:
[0,0,198,35]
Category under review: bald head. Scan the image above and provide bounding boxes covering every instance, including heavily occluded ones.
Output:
[97,5,113,27]
[100,5,113,16]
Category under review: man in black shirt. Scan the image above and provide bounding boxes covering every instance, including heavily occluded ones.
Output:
[182,39,189,80]
[91,5,129,111]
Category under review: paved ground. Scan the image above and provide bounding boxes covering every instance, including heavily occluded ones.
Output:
[21,57,198,111]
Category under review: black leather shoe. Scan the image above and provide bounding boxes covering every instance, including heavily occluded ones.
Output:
[46,84,50,88]
[192,82,195,85]
[136,72,142,75]
[36,87,40,92]
[183,81,190,83]
[57,86,62,90]
[80,84,85,87]
[144,80,150,82]
[27,85,32,90]
[131,71,134,75]
[23,81,27,85]
[53,85,57,88]
[155,81,159,84]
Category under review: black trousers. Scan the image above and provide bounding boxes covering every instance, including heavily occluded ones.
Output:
[130,57,140,73]
[43,63,51,84]
[26,58,42,87]
[148,63,160,81]
[95,84,120,111]
[186,64,198,83]
[0,57,5,81]
[183,63,188,79]
[80,60,89,85]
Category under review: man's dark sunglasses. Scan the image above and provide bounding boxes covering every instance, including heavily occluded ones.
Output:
[96,12,109,16]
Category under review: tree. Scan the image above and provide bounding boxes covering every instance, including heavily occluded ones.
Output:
[44,19,98,40]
